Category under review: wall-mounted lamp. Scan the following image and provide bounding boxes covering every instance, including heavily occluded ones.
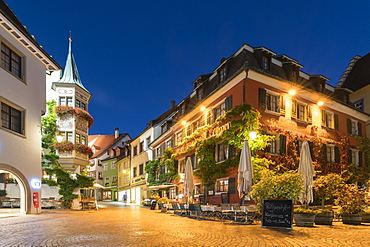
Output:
[181,120,187,125]
[56,134,63,143]
[200,106,206,111]
[288,90,296,96]
[249,131,258,140]
[317,101,324,106]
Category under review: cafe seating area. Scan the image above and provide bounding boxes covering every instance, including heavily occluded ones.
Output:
[159,202,261,224]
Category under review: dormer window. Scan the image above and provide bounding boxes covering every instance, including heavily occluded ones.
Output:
[198,87,203,100]
[262,56,270,70]
[220,67,227,82]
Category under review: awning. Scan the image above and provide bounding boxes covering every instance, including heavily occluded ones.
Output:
[143,184,177,191]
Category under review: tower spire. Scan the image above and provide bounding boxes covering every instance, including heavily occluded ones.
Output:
[57,34,88,92]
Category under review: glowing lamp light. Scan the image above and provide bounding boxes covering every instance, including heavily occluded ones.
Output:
[317,101,324,106]
[123,170,127,174]
[31,178,41,189]
[56,134,63,143]
[288,90,296,96]
[249,131,257,140]
[181,120,187,125]
[200,106,206,111]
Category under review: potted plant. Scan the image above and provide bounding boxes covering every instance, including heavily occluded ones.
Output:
[293,207,317,227]
[313,173,344,225]
[251,169,303,211]
[157,197,169,212]
[335,184,366,225]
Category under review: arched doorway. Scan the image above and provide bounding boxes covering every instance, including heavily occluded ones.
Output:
[0,164,31,215]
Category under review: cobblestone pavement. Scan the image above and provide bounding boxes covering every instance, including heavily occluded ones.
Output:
[1,202,370,247]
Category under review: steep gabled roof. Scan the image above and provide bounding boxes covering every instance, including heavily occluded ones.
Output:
[340,53,370,91]
[88,133,130,158]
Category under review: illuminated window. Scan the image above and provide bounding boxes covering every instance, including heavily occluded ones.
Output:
[297,103,306,121]
[59,97,73,106]
[216,178,228,193]
[176,130,183,145]
[213,102,226,121]
[266,93,279,112]
[217,143,228,162]
[178,159,185,173]
[326,145,335,163]
[262,56,270,70]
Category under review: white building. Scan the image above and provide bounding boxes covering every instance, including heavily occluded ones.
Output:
[0,1,61,214]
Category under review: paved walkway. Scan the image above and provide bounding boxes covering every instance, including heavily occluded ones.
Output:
[0,202,370,246]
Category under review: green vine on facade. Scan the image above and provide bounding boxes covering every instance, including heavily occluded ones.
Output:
[42,100,94,208]
[145,147,178,186]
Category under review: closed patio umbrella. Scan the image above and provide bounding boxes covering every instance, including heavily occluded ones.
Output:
[237,140,253,204]
[298,141,315,206]
[184,157,194,200]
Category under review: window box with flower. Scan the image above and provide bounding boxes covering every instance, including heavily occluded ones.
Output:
[75,143,93,157]
[54,140,74,152]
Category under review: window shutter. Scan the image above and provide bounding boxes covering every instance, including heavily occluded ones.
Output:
[323,144,327,161]
[334,114,339,130]
[171,135,175,147]
[291,100,297,119]
[279,135,286,154]
[258,88,266,109]
[225,95,233,111]
[160,143,165,156]
[358,122,362,136]
[334,146,340,163]
[348,150,352,164]
[347,118,352,134]
[190,154,196,170]
[228,145,235,158]
[280,95,285,116]
[359,151,363,166]
[228,177,236,194]
[321,110,326,127]
[307,106,312,123]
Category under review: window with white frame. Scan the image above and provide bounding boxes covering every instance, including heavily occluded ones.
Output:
[326,144,335,163]
[75,133,80,143]
[98,172,103,179]
[216,178,228,193]
[213,102,226,121]
[220,67,227,82]
[139,164,144,175]
[198,88,203,100]
[176,130,183,145]
[103,164,108,171]
[111,162,116,169]
[124,160,129,169]
[186,124,192,136]
[105,177,109,185]
[265,135,278,154]
[133,167,137,177]
[353,99,364,111]
[59,131,73,142]
[81,136,86,145]
[169,188,176,199]
[112,176,117,184]
[266,92,279,113]
[262,56,270,70]
[1,43,22,78]
[166,139,172,149]
[124,174,130,183]
[59,96,73,106]
[350,119,359,135]
[1,102,24,134]
[146,136,151,149]
[297,102,307,121]
[194,184,204,196]
[216,143,228,162]
[323,111,334,128]
[206,110,213,125]
[350,149,360,166]
[178,159,185,173]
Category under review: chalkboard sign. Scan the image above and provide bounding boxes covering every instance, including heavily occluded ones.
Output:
[262,199,293,229]
[150,200,157,210]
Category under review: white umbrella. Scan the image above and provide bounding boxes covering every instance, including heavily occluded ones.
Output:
[298,141,315,205]
[238,140,253,200]
[184,157,194,199]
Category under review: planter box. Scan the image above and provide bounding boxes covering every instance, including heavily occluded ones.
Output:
[315,213,334,225]
[342,214,362,225]
[361,214,370,223]
[294,213,316,227]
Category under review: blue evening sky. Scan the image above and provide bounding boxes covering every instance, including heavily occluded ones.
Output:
[5,1,370,138]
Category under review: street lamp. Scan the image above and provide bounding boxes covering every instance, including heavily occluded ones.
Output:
[249,131,257,140]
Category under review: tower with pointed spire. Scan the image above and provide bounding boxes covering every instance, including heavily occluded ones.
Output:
[46,36,93,173]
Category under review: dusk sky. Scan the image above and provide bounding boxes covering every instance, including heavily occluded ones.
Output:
[5,1,370,138]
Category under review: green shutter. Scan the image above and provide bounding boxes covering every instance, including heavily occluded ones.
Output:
[225,95,233,111]
[279,135,286,154]
[307,106,312,123]
[358,122,363,136]
[259,88,266,109]
[334,146,340,163]
[348,150,352,164]
[359,151,363,166]
[228,177,236,194]
[323,144,327,161]
[334,114,339,130]
[228,145,235,158]
[347,118,352,134]
[291,100,297,119]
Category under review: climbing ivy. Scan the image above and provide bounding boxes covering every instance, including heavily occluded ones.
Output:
[42,100,94,208]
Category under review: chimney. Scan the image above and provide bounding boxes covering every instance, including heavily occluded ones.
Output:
[170,100,176,109]
[115,127,119,139]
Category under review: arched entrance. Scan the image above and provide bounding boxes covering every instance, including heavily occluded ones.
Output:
[0,164,31,215]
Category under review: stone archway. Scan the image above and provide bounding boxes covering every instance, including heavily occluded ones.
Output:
[0,163,31,215]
